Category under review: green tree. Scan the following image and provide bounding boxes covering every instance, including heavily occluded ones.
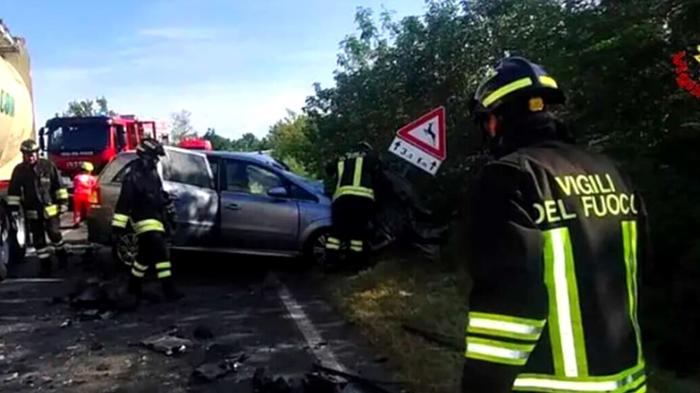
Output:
[64,96,116,117]
[170,110,197,143]
[266,110,314,175]
[202,128,232,150]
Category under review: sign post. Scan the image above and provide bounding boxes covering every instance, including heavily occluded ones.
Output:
[388,107,446,176]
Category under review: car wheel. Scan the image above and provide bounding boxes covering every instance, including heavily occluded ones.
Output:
[0,223,8,281]
[303,229,330,270]
[113,230,138,269]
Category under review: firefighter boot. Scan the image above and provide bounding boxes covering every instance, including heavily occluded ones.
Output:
[162,279,184,302]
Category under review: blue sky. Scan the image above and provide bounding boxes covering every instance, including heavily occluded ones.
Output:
[2,0,427,138]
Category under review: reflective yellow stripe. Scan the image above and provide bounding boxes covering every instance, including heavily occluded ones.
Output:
[334,186,375,201]
[112,213,129,228]
[44,204,58,217]
[336,160,345,191]
[353,157,364,186]
[56,188,68,200]
[326,237,341,244]
[539,75,558,88]
[326,244,340,250]
[155,262,171,270]
[25,210,39,219]
[513,363,645,392]
[6,195,21,205]
[133,219,165,234]
[350,240,363,246]
[158,270,172,279]
[131,269,145,278]
[483,77,533,107]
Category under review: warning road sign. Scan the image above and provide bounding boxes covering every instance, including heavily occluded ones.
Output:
[396,106,446,160]
[389,136,441,175]
[389,107,447,176]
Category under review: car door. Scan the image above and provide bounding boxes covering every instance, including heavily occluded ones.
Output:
[219,159,299,251]
[160,148,217,246]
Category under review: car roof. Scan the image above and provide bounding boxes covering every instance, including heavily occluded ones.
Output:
[204,150,288,170]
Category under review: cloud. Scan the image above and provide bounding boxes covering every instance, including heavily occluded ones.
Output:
[137,27,219,41]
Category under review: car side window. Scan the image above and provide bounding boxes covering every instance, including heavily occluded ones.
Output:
[224,160,250,193]
[246,165,283,196]
[161,150,212,188]
[107,156,137,183]
[209,159,220,190]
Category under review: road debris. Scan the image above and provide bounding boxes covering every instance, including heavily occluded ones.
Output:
[141,332,192,356]
[251,365,401,393]
[192,356,243,382]
[60,319,72,328]
[4,372,19,382]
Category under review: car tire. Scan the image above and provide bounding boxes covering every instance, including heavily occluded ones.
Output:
[302,229,330,270]
[112,228,137,272]
[0,222,8,281]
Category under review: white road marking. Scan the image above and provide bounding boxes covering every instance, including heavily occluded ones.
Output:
[1,278,64,284]
[276,281,346,372]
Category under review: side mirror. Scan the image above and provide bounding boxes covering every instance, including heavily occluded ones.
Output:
[267,187,288,198]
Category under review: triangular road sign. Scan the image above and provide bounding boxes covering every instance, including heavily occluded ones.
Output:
[396,107,446,160]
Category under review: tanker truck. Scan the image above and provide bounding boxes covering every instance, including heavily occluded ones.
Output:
[0,20,33,277]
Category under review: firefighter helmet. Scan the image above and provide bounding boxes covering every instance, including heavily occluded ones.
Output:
[81,161,94,173]
[20,139,40,154]
[470,56,565,117]
[136,138,165,159]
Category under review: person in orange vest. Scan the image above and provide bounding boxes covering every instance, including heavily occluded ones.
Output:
[73,161,98,228]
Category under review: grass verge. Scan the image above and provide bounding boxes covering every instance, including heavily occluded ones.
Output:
[325,256,698,393]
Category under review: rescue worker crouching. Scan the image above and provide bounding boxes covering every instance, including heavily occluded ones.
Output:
[324,142,382,268]
[72,161,98,228]
[111,138,183,303]
[7,140,69,277]
[462,57,649,392]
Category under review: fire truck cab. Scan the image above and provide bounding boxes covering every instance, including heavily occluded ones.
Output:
[39,115,158,179]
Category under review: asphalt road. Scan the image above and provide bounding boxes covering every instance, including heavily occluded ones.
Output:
[0,218,393,393]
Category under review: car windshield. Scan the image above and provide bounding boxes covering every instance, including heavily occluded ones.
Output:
[47,123,109,152]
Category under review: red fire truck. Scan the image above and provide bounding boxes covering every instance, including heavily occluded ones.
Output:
[39,115,159,179]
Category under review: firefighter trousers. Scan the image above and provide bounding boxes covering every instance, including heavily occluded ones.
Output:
[29,216,67,273]
[325,196,374,265]
[128,231,174,293]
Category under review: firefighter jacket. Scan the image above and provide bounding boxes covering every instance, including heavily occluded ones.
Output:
[332,151,381,202]
[111,160,171,235]
[7,159,68,220]
[463,140,648,393]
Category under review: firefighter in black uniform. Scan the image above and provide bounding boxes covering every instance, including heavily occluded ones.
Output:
[462,57,649,392]
[111,138,182,302]
[7,140,69,277]
[325,142,383,267]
